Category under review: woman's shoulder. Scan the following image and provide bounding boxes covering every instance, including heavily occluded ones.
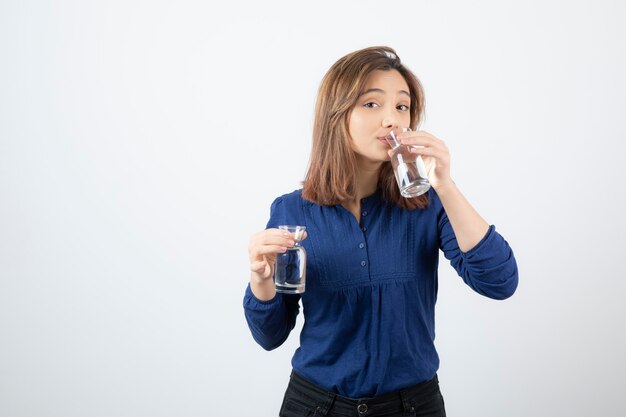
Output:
[266,189,306,226]
[267,189,307,215]
[271,188,304,205]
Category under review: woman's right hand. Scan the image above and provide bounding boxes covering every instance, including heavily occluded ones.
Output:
[248,228,307,283]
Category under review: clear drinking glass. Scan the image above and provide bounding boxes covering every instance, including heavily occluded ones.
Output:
[385,127,431,197]
[274,225,306,294]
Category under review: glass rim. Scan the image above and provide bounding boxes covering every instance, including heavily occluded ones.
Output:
[278,225,306,230]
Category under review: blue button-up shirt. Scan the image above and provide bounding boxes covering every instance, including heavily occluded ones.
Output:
[243,187,518,398]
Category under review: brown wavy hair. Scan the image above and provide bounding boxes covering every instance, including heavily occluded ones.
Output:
[301,46,429,210]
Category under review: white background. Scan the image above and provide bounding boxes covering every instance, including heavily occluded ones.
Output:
[1,0,625,416]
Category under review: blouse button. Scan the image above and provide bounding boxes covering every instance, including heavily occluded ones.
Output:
[360,260,367,267]
[362,211,368,217]
[362,226,367,232]
[359,243,365,249]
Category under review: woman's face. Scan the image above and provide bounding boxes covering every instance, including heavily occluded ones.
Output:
[347,69,412,164]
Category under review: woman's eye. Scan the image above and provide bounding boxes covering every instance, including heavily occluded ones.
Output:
[363,102,379,108]
[397,104,410,111]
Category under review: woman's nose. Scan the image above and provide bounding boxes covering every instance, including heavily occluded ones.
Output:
[382,117,399,129]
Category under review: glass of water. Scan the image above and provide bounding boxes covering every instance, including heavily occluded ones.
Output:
[385,127,430,197]
[274,225,306,294]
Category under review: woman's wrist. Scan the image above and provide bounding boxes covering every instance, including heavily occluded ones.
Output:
[432,178,456,196]
[250,274,277,301]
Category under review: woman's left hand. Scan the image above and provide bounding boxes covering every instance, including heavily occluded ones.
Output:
[389,130,454,191]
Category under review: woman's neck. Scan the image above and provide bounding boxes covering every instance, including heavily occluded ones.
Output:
[346,156,382,205]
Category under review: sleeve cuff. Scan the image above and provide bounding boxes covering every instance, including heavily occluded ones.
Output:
[460,224,497,259]
[243,282,282,311]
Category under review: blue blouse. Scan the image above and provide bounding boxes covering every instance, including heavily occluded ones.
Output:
[243,187,518,398]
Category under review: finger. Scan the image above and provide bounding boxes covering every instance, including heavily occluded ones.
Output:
[262,228,298,238]
[259,235,296,247]
[409,130,436,138]
[277,229,307,242]
[399,136,433,147]
[255,245,288,256]
[400,131,445,146]
[300,231,308,241]
[409,146,441,158]
[274,228,296,236]
[416,131,447,145]
[251,231,295,248]
[251,262,273,280]
[250,260,269,273]
[250,260,266,272]
[402,139,447,155]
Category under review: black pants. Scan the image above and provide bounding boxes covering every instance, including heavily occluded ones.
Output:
[279,370,446,417]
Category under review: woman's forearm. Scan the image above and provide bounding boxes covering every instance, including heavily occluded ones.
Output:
[434,181,490,253]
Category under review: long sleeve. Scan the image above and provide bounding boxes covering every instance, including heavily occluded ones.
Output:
[437,207,519,300]
[242,195,302,350]
[243,283,301,350]
[241,188,517,398]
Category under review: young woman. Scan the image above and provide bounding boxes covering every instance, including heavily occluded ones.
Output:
[244,46,518,417]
